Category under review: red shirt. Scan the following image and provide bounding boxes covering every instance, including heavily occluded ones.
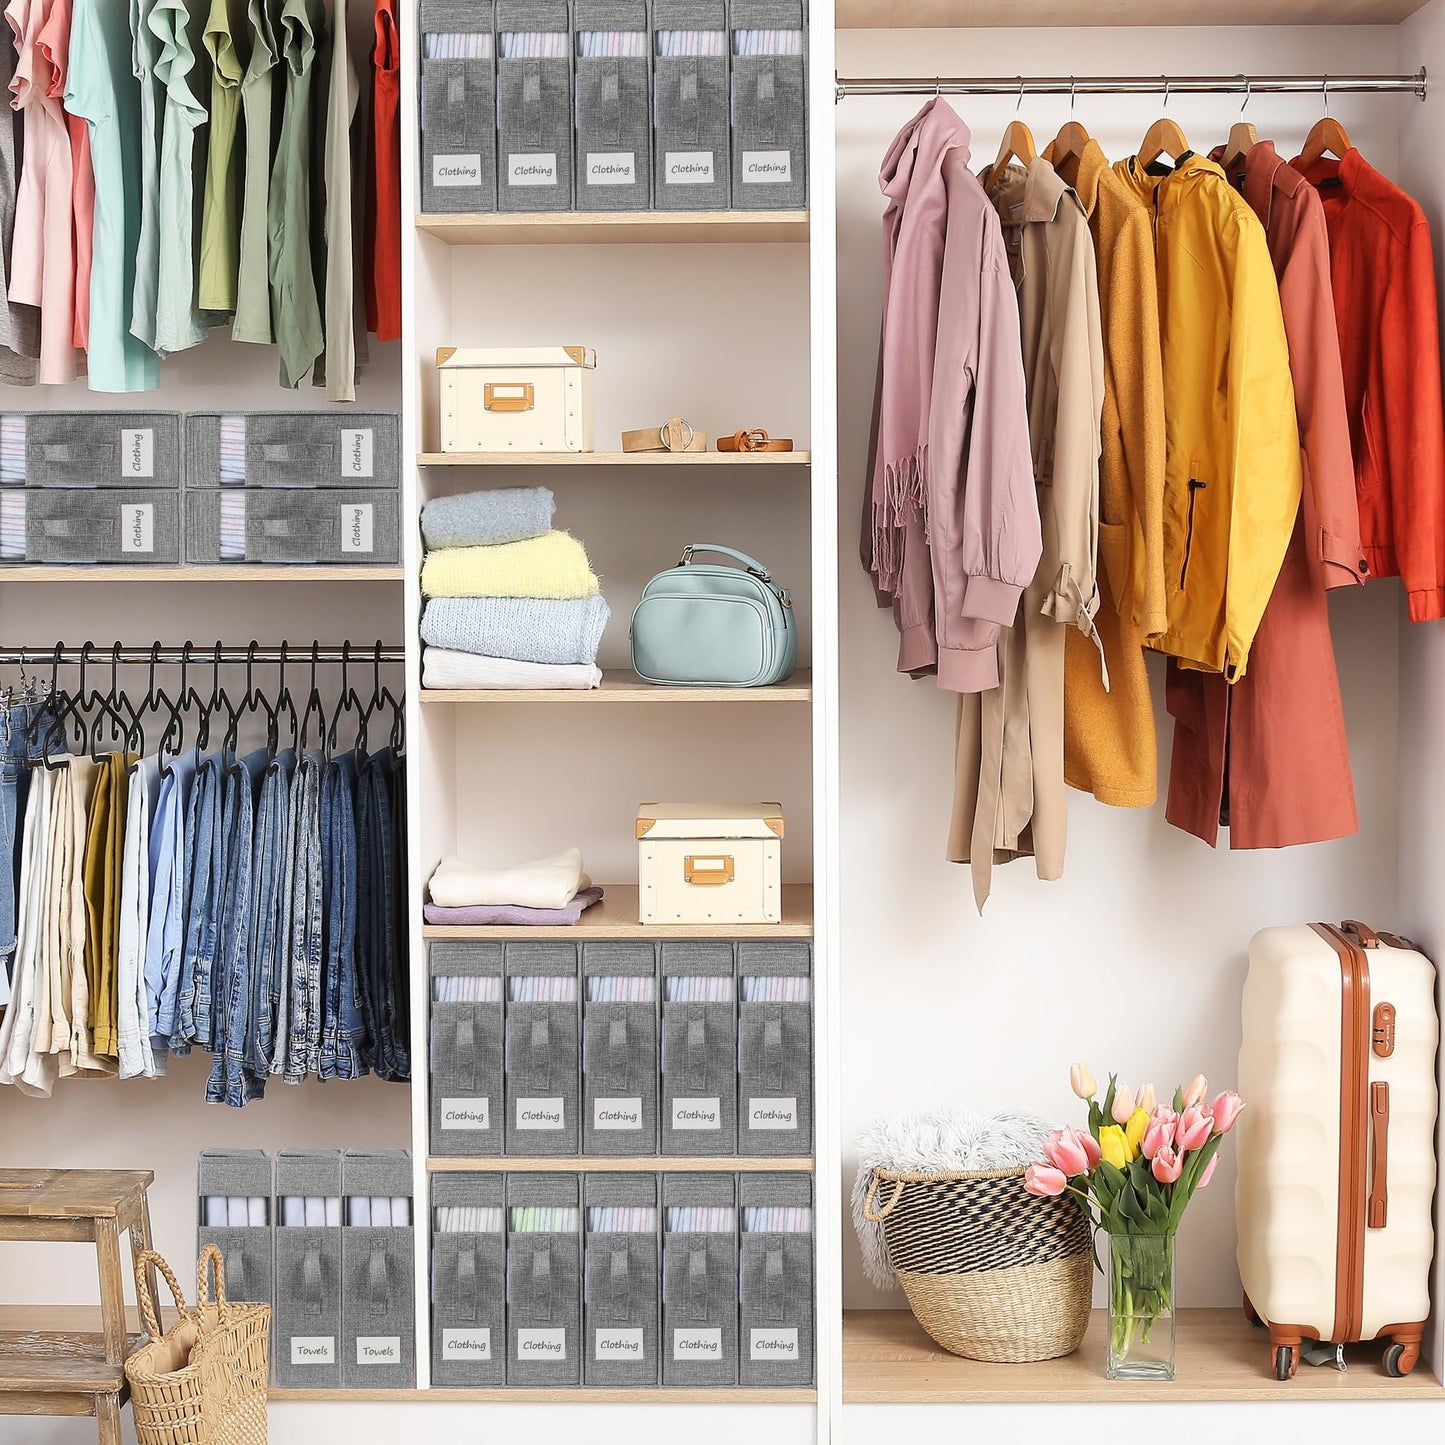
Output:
[1294,146,1445,621]
[365,0,401,342]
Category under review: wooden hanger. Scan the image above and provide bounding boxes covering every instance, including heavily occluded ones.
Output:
[1221,121,1258,177]
[1298,116,1352,169]
[1051,120,1092,169]
[987,119,1037,193]
[1137,116,1190,168]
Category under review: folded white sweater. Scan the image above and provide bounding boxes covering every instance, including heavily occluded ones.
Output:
[428,849,592,911]
[422,647,602,691]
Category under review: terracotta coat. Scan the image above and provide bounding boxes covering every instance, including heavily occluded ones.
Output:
[1168,142,1366,849]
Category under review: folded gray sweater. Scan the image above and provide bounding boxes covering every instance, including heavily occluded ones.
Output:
[420,595,610,665]
[420,487,555,549]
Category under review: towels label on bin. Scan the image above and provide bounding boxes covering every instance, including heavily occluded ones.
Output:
[516,1096,565,1130]
[340,429,374,478]
[672,1096,721,1130]
[586,151,635,186]
[508,153,558,187]
[593,1096,642,1130]
[518,1328,567,1360]
[750,1328,799,1361]
[357,1336,401,1365]
[444,1328,492,1360]
[748,1097,798,1130]
[440,1096,491,1130]
[340,504,374,553]
[120,504,154,553]
[433,154,483,188]
[673,1328,722,1360]
[290,1336,335,1365]
[742,150,793,185]
[120,428,154,477]
[594,1329,645,1361]
[664,151,714,185]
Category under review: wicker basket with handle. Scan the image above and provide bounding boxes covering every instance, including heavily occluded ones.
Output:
[862,1166,1092,1363]
[125,1244,270,1445]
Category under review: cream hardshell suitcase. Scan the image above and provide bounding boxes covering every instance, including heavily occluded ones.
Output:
[636,803,783,925]
[436,346,597,453]
[1237,921,1438,1380]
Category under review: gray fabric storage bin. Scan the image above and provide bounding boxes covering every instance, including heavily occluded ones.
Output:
[652,0,729,210]
[660,941,736,1157]
[196,1150,274,1317]
[340,1150,416,1388]
[573,0,650,210]
[738,1174,813,1386]
[582,941,658,1157]
[430,941,505,1158]
[736,941,812,1156]
[507,1173,582,1385]
[583,1173,658,1386]
[421,0,498,213]
[182,412,401,489]
[184,490,401,565]
[20,411,181,488]
[495,0,573,212]
[504,942,581,1156]
[19,489,181,564]
[728,0,806,209]
[273,1150,343,1389]
[431,1174,507,1386]
[661,1173,737,1386]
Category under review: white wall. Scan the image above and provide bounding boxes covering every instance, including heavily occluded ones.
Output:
[835,23,1411,1311]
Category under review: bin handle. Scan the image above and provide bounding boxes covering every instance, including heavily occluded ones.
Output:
[762,1015,783,1091]
[606,1014,629,1092]
[522,66,542,148]
[223,1246,247,1305]
[608,1246,631,1322]
[758,62,776,142]
[458,1245,479,1323]
[601,66,620,145]
[533,1247,554,1322]
[686,1245,708,1322]
[457,1013,479,1091]
[302,1248,324,1315]
[368,1247,392,1313]
[685,1016,706,1092]
[531,1015,551,1087]
[680,62,699,145]
[763,1249,785,1323]
[861,1175,906,1223]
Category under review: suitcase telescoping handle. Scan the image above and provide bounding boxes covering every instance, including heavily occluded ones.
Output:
[1369,1081,1390,1229]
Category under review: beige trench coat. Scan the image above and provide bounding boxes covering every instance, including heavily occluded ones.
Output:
[949,158,1106,910]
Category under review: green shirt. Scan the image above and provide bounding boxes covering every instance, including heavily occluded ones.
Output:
[198,0,248,312]
[231,0,279,342]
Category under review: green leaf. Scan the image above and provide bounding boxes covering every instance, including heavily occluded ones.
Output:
[1172,1085,1185,1114]
[1102,1075,1118,1126]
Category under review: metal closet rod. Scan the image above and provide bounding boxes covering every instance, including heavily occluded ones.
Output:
[834,68,1428,100]
[0,644,406,666]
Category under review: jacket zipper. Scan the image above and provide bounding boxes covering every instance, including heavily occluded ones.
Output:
[1180,479,1206,588]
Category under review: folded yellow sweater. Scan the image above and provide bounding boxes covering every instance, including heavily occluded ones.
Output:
[422,531,600,600]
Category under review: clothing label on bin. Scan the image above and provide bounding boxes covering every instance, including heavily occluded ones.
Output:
[433,154,482,187]
[517,1328,567,1360]
[356,1337,401,1365]
[340,428,374,477]
[673,1328,722,1360]
[508,153,558,187]
[440,1096,491,1130]
[594,1096,642,1130]
[339,504,374,553]
[290,1337,335,1366]
[594,1329,644,1361]
[120,428,154,477]
[672,1096,721,1130]
[748,1097,797,1130]
[586,151,635,185]
[742,150,792,184]
[516,1096,565,1130]
[120,504,154,553]
[444,1328,492,1361]
[750,1328,799,1361]
[664,150,714,185]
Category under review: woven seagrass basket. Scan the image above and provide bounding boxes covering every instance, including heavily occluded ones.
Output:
[862,1166,1092,1363]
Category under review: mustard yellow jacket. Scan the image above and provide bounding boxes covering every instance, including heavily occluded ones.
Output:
[1114,151,1301,680]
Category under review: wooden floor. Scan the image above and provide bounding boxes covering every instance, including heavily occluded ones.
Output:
[843,1308,1445,1403]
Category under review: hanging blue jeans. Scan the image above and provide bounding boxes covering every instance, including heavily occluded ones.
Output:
[318,753,365,1081]
[356,748,405,1081]
[1,702,54,973]
[247,750,294,1080]
[174,752,229,1054]
[283,754,325,1084]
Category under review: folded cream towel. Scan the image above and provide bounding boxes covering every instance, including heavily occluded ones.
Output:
[422,532,599,600]
[428,849,593,911]
[422,648,602,691]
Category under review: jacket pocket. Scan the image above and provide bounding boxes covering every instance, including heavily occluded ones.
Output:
[1179,477,1206,589]
[1360,393,1386,492]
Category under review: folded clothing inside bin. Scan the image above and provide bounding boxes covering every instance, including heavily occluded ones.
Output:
[422,648,602,691]
[428,848,591,911]
[423,886,605,928]
[421,595,610,666]
[420,487,555,550]
[422,532,599,600]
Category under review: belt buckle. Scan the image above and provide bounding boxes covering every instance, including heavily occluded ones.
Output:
[661,417,695,453]
[734,428,770,453]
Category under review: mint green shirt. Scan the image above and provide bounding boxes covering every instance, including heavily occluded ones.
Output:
[231,0,279,342]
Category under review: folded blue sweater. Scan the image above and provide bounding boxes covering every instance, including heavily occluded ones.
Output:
[420,595,610,665]
[420,487,555,549]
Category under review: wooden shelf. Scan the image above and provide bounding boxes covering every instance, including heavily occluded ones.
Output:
[424,884,813,940]
[0,566,404,582]
[428,1156,813,1173]
[417,451,810,468]
[836,0,1426,22]
[421,670,812,705]
[843,1308,1445,1404]
[271,1386,816,1402]
[415,211,809,247]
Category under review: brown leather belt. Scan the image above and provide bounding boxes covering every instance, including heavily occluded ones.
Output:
[717,428,794,453]
[621,417,707,453]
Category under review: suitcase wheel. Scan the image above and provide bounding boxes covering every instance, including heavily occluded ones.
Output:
[1273,1345,1299,1380]
[1383,1342,1418,1378]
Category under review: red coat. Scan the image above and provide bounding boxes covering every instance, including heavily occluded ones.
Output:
[1295,146,1445,621]
[1168,142,1366,849]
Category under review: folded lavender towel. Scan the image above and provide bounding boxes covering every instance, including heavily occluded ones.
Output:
[421,487,555,549]
[423,887,605,927]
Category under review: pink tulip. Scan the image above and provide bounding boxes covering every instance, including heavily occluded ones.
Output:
[1141,1118,1175,1161]
[1111,1083,1137,1125]
[1210,1091,1246,1134]
[1151,1146,1184,1184]
[1079,1129,1102,1169]
[1023,1163,1067,1197]
[1137,1083,1158,1114]
[1176,1103,1214,1152]
[1070,1063,1097,1100]
[1182,1073,1209,1109]
[1197,1155,1219,1189]
[1043,1127,1093,1177]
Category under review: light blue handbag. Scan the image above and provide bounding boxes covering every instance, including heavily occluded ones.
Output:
[630,543,797,687]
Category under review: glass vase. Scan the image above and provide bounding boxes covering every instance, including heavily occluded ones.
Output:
[1106,1231,1176,1381]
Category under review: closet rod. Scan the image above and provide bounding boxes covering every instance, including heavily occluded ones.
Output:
[834,69,1428,101]
[0,645,405,666]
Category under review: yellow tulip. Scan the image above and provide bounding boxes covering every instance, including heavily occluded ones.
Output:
[1125,1107,1150,1155]
[1098,1125,1131,1171]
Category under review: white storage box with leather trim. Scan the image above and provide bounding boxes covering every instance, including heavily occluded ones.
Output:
[636,803,783,925]
[437,346,597,453]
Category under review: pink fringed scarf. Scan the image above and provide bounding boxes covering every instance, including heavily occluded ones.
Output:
[864,99,970,595]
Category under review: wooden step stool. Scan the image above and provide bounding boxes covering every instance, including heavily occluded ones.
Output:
[0,1168,159,1445]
